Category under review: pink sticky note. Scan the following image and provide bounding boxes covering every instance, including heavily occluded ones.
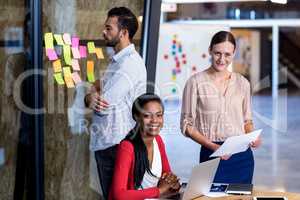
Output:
[71,59,80,71]
[72,37,79,47]
[72,72,82,84]
[46,49,58,60]
[63,33,72,45]
[79,46,87,58]
[72,47,81,59]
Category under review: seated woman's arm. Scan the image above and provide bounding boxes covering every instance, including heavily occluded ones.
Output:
[109,141,160,200]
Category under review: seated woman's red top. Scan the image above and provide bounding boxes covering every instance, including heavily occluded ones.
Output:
[108,135,171,200]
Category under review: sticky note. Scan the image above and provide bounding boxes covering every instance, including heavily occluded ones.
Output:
[87,60,95,82]
[53,59,62,73]
[64,74,75,88]
[79,46,87,58]
[87,42,96,54]
[54,34,64,45]
[63,66,72,75]
[72,72,82,84]
[63,33,72,45]
[71,59,80,71]
[72,36,79,47]
[63,45,72,65]
[44,32,54,49]
[95,48,104,59]
[46,49,58,60]
[54,73,65,85]
[71,47,81,59]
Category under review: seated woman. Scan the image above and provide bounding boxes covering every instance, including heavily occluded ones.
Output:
[109,93,181,200]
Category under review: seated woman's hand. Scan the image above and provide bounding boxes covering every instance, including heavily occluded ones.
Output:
[158,172,181,196]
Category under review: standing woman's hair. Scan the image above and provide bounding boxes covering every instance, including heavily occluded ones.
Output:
[209,31,236,50]
[125,93,164,189]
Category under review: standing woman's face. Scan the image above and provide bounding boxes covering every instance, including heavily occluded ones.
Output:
[209,41,235,72]
[138,101,164,137]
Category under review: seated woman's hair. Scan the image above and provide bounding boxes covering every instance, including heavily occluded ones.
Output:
[125,93,164,189]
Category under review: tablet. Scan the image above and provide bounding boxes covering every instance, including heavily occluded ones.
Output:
[253,197,288,200]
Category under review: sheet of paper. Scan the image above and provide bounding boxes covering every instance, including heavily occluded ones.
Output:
[210,129,262,158]
[72,36,79,47]
[54,73,65,85]
[203,192,229,198]
[64,74,75,88]
[53,59,62,73]
[87,42,96,54]
[95,48,104,59]
[46,49,58,60]
[63,45,72,65]
[71,47,81,59]
[63,33,72,45]
[72,72,82,84]
[54,34,64,45]
[87,60,95,82]
[44,32,54,49]
[79,45,87,58]
[71,59,80,71]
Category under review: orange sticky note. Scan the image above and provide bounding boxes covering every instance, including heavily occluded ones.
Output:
[64,74,75,88]
[87,60,95,82]
[95,48,104,59]
[52,59,62,73]
[71,59,80,71]
[72,72,82,84]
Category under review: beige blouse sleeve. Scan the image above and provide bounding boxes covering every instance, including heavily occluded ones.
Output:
[242,79,253,122]
[180,76,198,136]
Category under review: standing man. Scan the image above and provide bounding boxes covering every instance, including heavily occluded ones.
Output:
[84,7,147,200]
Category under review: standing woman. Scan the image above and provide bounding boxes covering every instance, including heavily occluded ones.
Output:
[109,93,180,200]
[180,31,261,184]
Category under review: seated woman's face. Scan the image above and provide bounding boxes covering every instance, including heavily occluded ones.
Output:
[139,101,164,137]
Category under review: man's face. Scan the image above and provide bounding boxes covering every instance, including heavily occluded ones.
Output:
[102,16,121,47]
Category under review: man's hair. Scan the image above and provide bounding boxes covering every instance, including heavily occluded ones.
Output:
[108,7,139,40]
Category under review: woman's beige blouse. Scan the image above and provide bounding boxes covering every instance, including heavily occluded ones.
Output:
[180,70,252,142]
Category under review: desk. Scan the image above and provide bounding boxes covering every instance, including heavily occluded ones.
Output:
[195,189,300,200]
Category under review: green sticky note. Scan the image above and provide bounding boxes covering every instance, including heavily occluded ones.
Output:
[87,42,96,54]
[54,34,65,45]
[63,66,72,75]
[44,32,54,49]
[54,73,65,85]
[63,45,72,65]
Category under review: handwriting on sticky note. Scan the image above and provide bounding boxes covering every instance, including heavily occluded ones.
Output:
[79,46,87,58]
[95,48,104,59]
[87,42,96,54]
[63,33,72,45]
[72,36,79,47]
[71,59,80,71]
[71,47,81,59]
[63,45,72,65]
[44,32,54,49]
[54,73,65,85]
[54,34,64,45]
[46,49,58,60]
[87,60,95,82]
[64,74,75,88]
[53,59,62,73]
[72,72,82,84]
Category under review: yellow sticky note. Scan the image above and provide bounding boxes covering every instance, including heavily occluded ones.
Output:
[87,42,96,54]
[63,66,72,75]
[87,60,95,82]
[44,32,54,49]
[63,45,72,65]
[95,48,104,59]
[52,59,62,73]
[64,74,75,88]
[54,34,64,45]
[54,73,65,85]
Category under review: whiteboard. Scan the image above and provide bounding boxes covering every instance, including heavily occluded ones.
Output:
[155,23,229,100]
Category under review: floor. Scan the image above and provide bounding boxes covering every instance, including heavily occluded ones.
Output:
[161,93,300,193]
